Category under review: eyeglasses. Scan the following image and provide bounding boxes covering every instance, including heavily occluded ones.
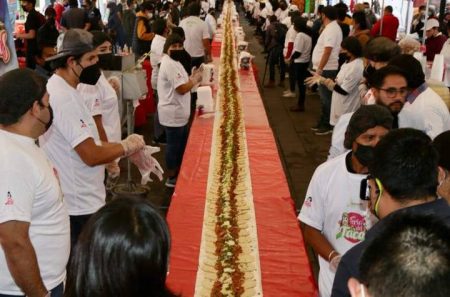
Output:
[378,87,409,98]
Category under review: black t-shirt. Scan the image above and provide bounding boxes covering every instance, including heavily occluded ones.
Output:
[87,7,102,31]
[25,9,45,54]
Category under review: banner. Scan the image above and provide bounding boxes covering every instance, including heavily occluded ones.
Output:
[0,0,18,75]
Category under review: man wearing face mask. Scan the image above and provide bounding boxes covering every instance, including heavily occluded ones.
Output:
[132,1,155,57]
[41,29,146,248]
[298,105,394,297]
[16,0,45,69]
[77,31,122,189]
[328,66,407,160]
[0,69,70,297]
[331,128,450,297]
[34,40,57,79]
[157,33,203,188]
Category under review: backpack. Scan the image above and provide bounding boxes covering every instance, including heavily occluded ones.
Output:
[274,22,288,45]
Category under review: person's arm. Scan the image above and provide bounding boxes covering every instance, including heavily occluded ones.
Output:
[83,22,91,31]
[137,19,155,40]
[0,221,48,297]
[303,224,339,262]
[74,138,124,166]
[93,115,108,142]
[370,20,380,37]
[176,79,197,95]
[331,254,354,297]
[16,29,36,40]
[316,46,332,75]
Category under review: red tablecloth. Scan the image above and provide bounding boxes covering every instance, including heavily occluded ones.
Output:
[166,40,317,297]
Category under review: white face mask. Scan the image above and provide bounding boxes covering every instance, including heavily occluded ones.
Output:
[147,12,153,19]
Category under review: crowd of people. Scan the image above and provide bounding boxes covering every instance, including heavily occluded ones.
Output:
[1,0,217,296]
[1,0,450,297]
[242,1,450,297]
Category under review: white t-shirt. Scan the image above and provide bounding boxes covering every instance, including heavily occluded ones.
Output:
[283,24,296,57]
[281,15,292,28]
[157,55,191,127]
[399,86,450,139]
[330,58,364,126]
[293,32,312,63]
[205,14,217,39]
[440,39,450,87]
[150,34,167,90]
[78,72,122,143]
[0,130,70,295]
[312,21,343,71]
[180,16,210,58]
[208,0,215,9]
[298,153,374,297]
[328,112,353,160]
[40,74,106,216]
[275,8,289,21]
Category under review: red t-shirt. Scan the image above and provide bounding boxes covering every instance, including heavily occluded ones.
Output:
[425,33,448,61]
[370,13,399,41]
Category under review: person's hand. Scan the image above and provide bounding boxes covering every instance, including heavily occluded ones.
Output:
[329,254,342,272]
[190,65,203,84]
[284,58,291,65]
[108,76,121,94]
[205,55,213,63]
[315,68,323,75]
[106,161,120,178]
[323,78,336,91]
[305,71,326,87]
[121,134,145,156]
[129,146,164,184]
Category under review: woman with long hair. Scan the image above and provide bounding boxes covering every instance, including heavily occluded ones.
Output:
[65,197,176,297]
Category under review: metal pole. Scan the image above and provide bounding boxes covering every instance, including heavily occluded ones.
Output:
[405,0,411,35]
[379,0,385,36]
[423,0,430,45]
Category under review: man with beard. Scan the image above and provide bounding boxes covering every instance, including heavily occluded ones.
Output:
[328,66,407,159]
[298,105,393,297]
[388,54,450,139]
[331,128,450,297]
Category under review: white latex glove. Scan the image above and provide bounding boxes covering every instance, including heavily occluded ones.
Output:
[323,78,336,91]
[304,71,326,87]
[129,145,164,184]
[106,161,120,179]
[329,254,342,272]
[190,65,204,84]
[108,76,121,94]
[121,134,145,157]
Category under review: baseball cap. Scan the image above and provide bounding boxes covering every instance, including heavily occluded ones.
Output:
[46,29,94,61]
[425,18,440,31]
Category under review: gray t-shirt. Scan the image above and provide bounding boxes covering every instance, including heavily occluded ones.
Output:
[61,7,88,29]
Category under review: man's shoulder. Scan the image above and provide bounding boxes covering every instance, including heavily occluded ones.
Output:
[314,153,347,178]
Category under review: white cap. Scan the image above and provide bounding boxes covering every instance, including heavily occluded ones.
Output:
[425,18,440,31]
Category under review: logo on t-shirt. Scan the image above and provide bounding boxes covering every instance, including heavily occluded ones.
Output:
[336,212,367,243]
[304,196,312,207]
[80,119,87,128]
[94,98,100,107]
[4,191,14,206]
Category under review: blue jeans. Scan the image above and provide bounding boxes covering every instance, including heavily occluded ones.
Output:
[164,125,189,172]
[0,282,63,297]
[317,69,338,126]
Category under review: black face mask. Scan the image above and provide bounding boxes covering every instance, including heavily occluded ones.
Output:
[79,63,101,85]
[363,64,376,80]
[169,49,184,63]
[37,103,54,132]
[97,53,114,70]
[354,143,374,167]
